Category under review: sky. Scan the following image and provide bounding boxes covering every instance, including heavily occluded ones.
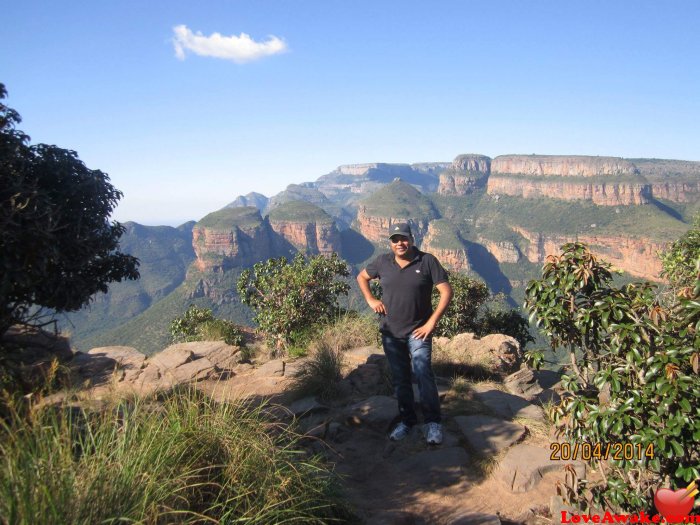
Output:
[2,1,699,226]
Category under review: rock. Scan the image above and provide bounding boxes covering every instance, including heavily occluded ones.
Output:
[347,395,397,429]
[149,345,194,370]
[437,333,522,374]
[397,447,470,487]
[497,444,586,493]
[505,368,563,401]
[70,351,118,380]
[254,359,285,377]
[550,495,579,520]
[87,346,146,382]
[345,345,383,366]
[454,415,527,455]
[347,363,384,395]
[288,396,329,417]
[366,510,418,525]
[366,353,387,366]
[447,512,502,525]
[471,386,545,421]
[169,357,217,383]
[187,341,240,369]
[504,368,543,399]
[2,325,73,363]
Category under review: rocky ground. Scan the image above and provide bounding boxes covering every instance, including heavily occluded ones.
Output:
[16,330,585,525]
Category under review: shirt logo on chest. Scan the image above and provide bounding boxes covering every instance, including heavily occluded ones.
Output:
[415,269,420,273]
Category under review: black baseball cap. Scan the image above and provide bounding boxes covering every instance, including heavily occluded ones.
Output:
[388,223,412,239]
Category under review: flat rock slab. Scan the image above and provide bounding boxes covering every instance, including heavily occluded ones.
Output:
[254,359,285,377]
[472,387,545,421]
[186,341,240,369]
[170,357,216,383]
[348,395,397,428]
[497,443,586,493]
[397,446,470,487]
[454,415,526,455]
[345,345,384,365]
[288,396,329,417]
[150,346,193,370]
[348,363,384,395]
[447,512,502,525]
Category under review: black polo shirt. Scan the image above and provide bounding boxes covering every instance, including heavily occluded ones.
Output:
[365,248,449,338]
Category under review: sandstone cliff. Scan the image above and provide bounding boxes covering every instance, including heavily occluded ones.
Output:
[486,176,651,205]
[191,207,276,272]
[438,154,491,195]
[486,155,651,206]
[355,180,439,244]
[491,155,639,177]
[478,238,522,264]
[511,226,667,281]
[268,201,341,255]
[421,220,471,272]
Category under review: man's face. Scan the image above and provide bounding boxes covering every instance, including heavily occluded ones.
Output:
[390,235,413,258]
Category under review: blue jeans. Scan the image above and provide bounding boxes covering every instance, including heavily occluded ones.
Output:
[382,333,441,426]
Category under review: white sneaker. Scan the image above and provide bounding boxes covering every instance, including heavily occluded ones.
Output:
[389,422,411,441]
[424,422,443,445]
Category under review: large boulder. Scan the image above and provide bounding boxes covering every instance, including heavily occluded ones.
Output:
[434,333,522,374]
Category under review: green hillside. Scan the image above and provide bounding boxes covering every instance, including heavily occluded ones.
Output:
[62,221,196,351]
[359,179,438,219]
[426,219,464,250]
[197,206,263,229]
[268,200,334,223]
[81,268,253,356]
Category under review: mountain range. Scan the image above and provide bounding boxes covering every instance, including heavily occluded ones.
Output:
[62,153,700,355]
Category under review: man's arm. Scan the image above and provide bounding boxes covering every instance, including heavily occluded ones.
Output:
[356,269,386,314]
[412,281,453,340]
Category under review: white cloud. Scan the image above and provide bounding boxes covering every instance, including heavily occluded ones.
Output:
[172,24,287,64]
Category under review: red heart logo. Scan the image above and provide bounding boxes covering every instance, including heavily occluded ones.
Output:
[654,488,695,523]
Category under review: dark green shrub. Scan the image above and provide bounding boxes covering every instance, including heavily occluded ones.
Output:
[237,253,350,353]
[170,305,244,346]
[525,241,699,511]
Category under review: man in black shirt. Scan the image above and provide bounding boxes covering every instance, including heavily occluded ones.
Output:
[357,223,453,444]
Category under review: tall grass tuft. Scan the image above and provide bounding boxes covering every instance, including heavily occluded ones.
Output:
[290,314,379,401]
[0,387,353,524]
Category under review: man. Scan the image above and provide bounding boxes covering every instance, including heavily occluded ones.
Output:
[357,223,453,444]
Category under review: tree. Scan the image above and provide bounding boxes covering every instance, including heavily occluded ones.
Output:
[0,84,139,336]
[431,273,533,348]
[525,241,699,512]
[237,253,350,352]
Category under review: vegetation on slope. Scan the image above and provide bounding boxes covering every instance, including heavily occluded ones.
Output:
[359,179,438,219]
[196,206,263,229]
[0,389,352,523]
[268,200,334,223]
[60,221,195,347]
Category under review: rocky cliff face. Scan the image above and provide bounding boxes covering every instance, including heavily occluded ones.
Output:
[356,207,432,245]
[485,155,653,205]
[438,154,492,195]
[421,221,471,272]
[268,220,341,254]
[650,181,700,203]
[479,238,522,264]
[191,208,276,272]
[491,155,639,177]
[486,177,652,205]
[511,226,667,280]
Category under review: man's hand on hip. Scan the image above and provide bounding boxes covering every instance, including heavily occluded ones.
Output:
[412,320,436,341]
[368,298,386,315]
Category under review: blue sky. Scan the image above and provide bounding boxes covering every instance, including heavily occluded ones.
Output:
[3,1,699,225]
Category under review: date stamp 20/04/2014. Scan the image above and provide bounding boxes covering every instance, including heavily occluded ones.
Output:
[550,442,655,461]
